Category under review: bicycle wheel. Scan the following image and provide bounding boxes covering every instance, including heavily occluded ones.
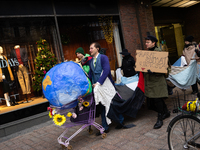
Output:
[168,114,200,150]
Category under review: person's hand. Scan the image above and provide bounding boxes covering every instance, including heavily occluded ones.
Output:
[2,75,5,79]
[19,64,23,68]
[81,57,87,64]
[92,82,100,88]
[92,83,98,88]
[147,69,154,74]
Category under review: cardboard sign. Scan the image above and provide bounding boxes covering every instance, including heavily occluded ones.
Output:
[135,50,168,73]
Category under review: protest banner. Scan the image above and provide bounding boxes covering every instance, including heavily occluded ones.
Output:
[135,50,168,73]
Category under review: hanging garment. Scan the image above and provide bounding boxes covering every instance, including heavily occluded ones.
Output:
[93,77,116,125]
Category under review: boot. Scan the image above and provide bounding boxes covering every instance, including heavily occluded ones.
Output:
[162,110,170,120]
[14,98,19,105]
[10,98,15,106]
[153,113,163,129]
[27,94,32,101]
[11,97,18,105]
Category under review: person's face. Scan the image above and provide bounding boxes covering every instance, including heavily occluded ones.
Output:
[76,52,84,59]
[89,43,99,57]
[145,40,155,49]
[122,55,125,57]
[0,47,3,54]
[14,45,20,49]
[185,41,190,45]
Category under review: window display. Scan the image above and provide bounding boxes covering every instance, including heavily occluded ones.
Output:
[0,17,58,113]
[10,45,31,103]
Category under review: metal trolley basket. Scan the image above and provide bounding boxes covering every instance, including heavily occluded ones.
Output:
[48,93,106,150]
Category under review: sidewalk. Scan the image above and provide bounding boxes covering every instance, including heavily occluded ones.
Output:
[0,87,195,150]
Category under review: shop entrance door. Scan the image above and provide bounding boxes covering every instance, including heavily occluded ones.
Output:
[160,26,178,64]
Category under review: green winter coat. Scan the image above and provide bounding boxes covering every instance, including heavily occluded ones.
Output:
[144,47,168,98]
[82,54,90,74]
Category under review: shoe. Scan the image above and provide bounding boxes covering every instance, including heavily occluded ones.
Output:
[27,94,32,101]
[10,103,15,106]
[96,129,109,136]
[11,97,19,105]
[191,91,198,94]
[23,98,27,103]
[115,123,124,129]
[162,111,170,120]
[153,113,163,129]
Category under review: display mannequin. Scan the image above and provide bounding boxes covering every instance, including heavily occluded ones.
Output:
[0,46,15,106]
[10,45,32,103]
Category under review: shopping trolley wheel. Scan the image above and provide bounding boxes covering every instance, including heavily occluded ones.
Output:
[101,133,107,139]
[67,145,73,150]
[88,128,93,134]
[60,144,66,149]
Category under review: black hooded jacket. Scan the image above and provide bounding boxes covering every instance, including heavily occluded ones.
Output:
[121,54,136,77]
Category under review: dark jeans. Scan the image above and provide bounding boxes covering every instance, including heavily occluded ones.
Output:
[192,81,198,92]
[101,104,124,130]
[147,97,168,114]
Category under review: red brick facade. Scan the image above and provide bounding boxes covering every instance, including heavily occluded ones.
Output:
[119,0,155,57]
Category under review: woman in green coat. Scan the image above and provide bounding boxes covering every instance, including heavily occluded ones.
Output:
[144,35,170,129]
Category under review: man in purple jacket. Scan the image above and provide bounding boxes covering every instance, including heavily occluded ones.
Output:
[88,42,124,136]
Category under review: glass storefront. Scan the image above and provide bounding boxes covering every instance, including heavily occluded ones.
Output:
[0,1,122,125]
[0,17,58,110]
[155,23,185,64]
[0,16,123,116]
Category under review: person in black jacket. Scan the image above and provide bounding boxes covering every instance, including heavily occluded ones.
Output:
[120,49,136,77]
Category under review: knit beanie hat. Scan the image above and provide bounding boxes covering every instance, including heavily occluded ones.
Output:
[75,47,85,56]
[185,36,194,42]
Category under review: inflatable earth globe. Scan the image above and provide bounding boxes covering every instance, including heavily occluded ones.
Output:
[42,61,92,109]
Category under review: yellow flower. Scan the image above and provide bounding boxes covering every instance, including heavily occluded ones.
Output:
[67,112,72,117]
[53,114,66,126]
[83,101,90,107]
[49,112,52,118]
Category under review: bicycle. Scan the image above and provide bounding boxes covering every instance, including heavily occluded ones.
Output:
[167,90,200,150]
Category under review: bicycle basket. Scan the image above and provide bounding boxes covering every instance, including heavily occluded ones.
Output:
[170,90,198,114]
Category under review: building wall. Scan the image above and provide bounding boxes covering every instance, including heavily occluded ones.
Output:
[118,0,155,57]
[185,3,200,42]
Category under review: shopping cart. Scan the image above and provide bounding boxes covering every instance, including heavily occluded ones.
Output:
[48,93,106,150]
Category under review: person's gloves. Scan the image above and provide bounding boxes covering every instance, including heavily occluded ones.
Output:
[147,69,154,74]
[81,57,88,65]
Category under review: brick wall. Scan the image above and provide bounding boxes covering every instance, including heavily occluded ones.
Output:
[185,3,200,42]
[118,0,155,57]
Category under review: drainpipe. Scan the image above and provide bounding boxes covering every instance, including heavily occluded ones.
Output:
[52,0,64,62]
[134,0,144,50]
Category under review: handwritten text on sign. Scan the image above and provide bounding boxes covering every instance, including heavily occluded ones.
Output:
[135,50,168,73]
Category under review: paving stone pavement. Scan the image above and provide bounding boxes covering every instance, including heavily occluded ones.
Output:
[0,87,197,150]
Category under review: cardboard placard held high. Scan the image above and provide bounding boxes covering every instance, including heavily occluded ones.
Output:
[135,50,168,73]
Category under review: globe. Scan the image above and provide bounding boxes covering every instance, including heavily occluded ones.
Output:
[42,61,92,109]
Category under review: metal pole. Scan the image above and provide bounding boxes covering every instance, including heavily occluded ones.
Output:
[52,0,64,62]
[135,0,144,50]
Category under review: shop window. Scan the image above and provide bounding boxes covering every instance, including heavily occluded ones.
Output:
[0,17,57,113]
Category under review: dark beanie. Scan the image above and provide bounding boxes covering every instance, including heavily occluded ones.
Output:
[75,47,85,56]
[185,35,194,42]
[145,35,158,43]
